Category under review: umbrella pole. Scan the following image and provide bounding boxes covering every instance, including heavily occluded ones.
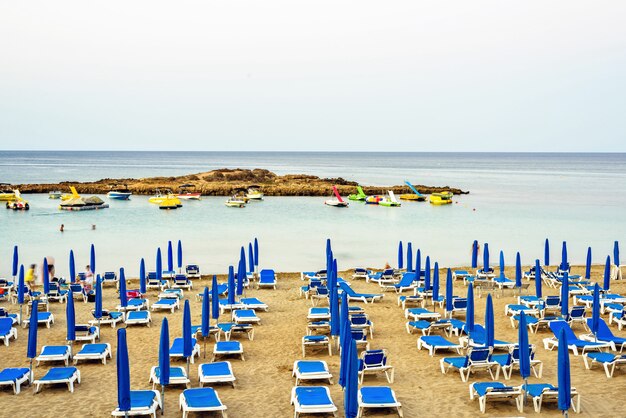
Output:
[204,337,207,359]
[98,319,101,340]
[161,385,165,415]
[524,378,528,406]
[19,304,23,327]
[29,359,33,386]
[186,358,190,378]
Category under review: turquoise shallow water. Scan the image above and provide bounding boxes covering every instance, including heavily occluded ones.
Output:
[0,151,624,276]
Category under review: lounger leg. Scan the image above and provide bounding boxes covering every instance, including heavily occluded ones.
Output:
[396,405,403,417]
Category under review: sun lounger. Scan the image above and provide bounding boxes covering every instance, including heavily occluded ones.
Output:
[580,318,626,352]
[180,387,227,418]
[339,282,383,304]
[293,360,332,385]
[36,345,72,366]
[185,264,201,279]
[22,311,54,328]
[543,320,611,355]
[568,305,587,328]
[368,269,398,285]
[307,320,330,335]
[404,307,440,321]
[217,323,254,341]
[352,268,371,280]
[125,310,152,327]
[358,386,403,418]
[406,319,452,336]
[191,324,219,341]
[146,272,169,291]
[71,324,99,343]
[463,324,516,350]
[307,307,330,321]
[0,317,17,346]
[309,286,329,306]
[232,309,261,325]
[150,298,179,313]
[212,341,244,361]
[418,335,462,356]
[358,349,394,383]
[380,272,417,293]
[258,269,277,289]
[397,295,424,309]
[218,299,246,314]
[445,297,467,318]
[149,365,190,389]
[88,309,125,328]
[198,361,236,387]
[523,383,580,413]
[583,352,626,378]
[240,297,268,311]
[73,343,112,365]
[33,367,81,393]
[440,347,499,382]
[111,389,162,418]
[291,386,337,418]
[170,337,201,363]
[469,382,523,414]
[491,344,543,379]
[118,298,150,312]
[453,270,470,280]
[302,335,332,357]
[0,368,30,394]
[0,308,20,325]
[159,288,184,300]
[46,283,69,303]
[350,313,374,337]
[172,274,193,290]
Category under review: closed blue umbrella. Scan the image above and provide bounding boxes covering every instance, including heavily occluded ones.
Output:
[177,240,183,272]
[466,283,475,333]
[211,275,220,322]
[90,244,96,277]
[12,245,18,278]
[585,247,592,279]
[561,241,568,271]
[156,248,162,281]
[424,257,431,291]
[248,243,254,273]
[182,300,192,376]
[339,309,352,388]
[69,250,76,283]
[326,238,331,260]
[167,241,173,272]
[66,291,75,343]
[139,258,147,295]
[557,328,572,415]
[116,328,131,415]
[416,249,422,278]
[499,250,505,279]
[344,339,359,418]
[518,312,531,388]
[240,246,246,277]
[483,243,490,272]
[330,260,340,339]
[615,241,620,267]
[202,286,211,358]
[158,318,170,415]
[515,252,522,288]
[398,241,403,270]
[119,268,128,309]
[27,300,39,382]
[445,269,453,313]
[485,294,494,349]
[544,239,550,267]
[95,275,103,336]
[254,238,259,271]
[535,259,542,299]
[471,240,478,269]
[17,265,25,325]
[407,242,413,272]
[236,257,245,296]
[432,262,440,304]
[561,273,569,319]
[591,283,600,342]
[227,266,235,305]
[43,258,50,295]
[604,256,611,291]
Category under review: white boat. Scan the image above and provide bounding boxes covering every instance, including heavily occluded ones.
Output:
[107,186,132,200]
[225,198,246,208]
[48,190,62,199]
[149,189,182,207]
[325,186,349,208]
[177,184,201,200]
[246,185,264,200]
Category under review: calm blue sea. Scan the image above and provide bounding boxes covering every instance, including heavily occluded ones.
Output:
[0,151,624,276]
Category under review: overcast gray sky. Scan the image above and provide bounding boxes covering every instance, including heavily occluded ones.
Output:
[1,1,625,151]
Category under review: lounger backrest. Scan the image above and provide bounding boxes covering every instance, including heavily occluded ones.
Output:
[594,318,615,340]
[309,280,323,288]
[260,269,275,282]
[545,296,560,307]
[382,269,394,277]
[70,284,82,292]
[351,329,367,341]
[350,314,369,325]
[569,306,585,318]
[339,282,356,296]
[549,321,576,341]
[362,350,386,367]
[175,274,187,282]
[453,298,467,309]
[0,317,12,333]
[399,272,416,285]
[104,272,116,280]
[355,268,367,274]
[186,265,199,273]
[316,287,329,296]
[147,272,157,280]
[0,308,6,317]
[469,348,492,363]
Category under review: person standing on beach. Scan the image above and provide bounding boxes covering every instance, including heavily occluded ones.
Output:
[84,264,94,292]
[25,264,37,291]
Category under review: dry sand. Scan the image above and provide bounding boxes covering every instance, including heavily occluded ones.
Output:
[1,265,625,417]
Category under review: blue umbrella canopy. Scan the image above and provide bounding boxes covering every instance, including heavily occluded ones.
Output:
[615,241,620,267]
[167,241,173,272]
[485,294,494,349]
[66,291,75,342]
[591,283,600,340]
[201,287,210,337]
[515,252,522,288]
[535,259,542,299]
[182,300,193,358]
[557,328,572,413]
[585,247,592,279]
[94,275,103,320]
[90,244,96,276]
[406,242,413,272]
[397,241,403,270]
[544,238,550,267]
[518,312,530,380]
[254,238,259,269]
[499,250,505,279]
[116,328,131,413]
[119,268,128,308]
[177,240,183,270]
[140,258,147,294]
[344,339,359,418]
[330,260,340,337]
[445,269,453,312]
[432,262,440,301]
[159,318,170,387]
[156,248,162,281]
[17,265,25,305]
[236,258,245,296]
[227,266,235,304]
[211,276,220,321]
[424,256,431,291]
[339,310,352,388]
[326,238,332,259]
[471,240,478,269]
[43,258,50,295]
[248,243,254,273]
[240,246,246,276]
[483,243,490,271]
[561,241,568,271]
[416,249,422,277]
[604,255,611,291]
[69,250,76,283]
[561,273,569,318]
[12,245,18,278]
[466,283,475,333]
[27,300,39,359]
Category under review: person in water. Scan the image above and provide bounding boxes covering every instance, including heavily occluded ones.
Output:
[60,224,64,232]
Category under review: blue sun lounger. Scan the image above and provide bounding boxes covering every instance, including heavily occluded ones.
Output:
[580,318,626,352]
[149,366,190,389]
[180,387,227,418]
[172,274,193,290]
[146,272,169,291]
[291,386,338,418]
[339,282,383,304]
[151,298,179,313]
[544,320,611,355]
[307,307,330,320]
[212,341,244,362]
[302,335,332,357]
[523,383,580,413]
[491,344,543,379]
[293,360,332,385]
[111,389,162,418]
[185,264,201,278]
[73,343,112,365]
[198,361,236,387]
[232,309,261,324]
[404,308,440,321]
[191,324,219,341]
[216,323,254,341]
[464,324,515,350]
[90,310,124,328]
[258,269,277,289]
[358,349,394,383]
[358,386,403,418]
[440,347,499,382]
[170,337,200,363]
[0,318,17,346]
[118,298,150,312]
[125,310,152,327]
[33,366,81,393]
[22,311,54,328]
[36,345,72,366]
[583,352,626,378]
[240,297,268,311]
[0,368,30,394]
[418,335,462,356]
[469,382,523,414]
[218,298,246,314]
[380,272,417,293]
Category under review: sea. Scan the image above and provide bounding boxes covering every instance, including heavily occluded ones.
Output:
[1,151,624,277]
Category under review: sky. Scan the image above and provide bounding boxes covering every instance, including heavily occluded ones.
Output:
[1,1,625,152]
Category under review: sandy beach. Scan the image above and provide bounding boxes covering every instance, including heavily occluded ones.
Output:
[1,264,625,417]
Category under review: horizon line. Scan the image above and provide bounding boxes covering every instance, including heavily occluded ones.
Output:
[2,150,626,154]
